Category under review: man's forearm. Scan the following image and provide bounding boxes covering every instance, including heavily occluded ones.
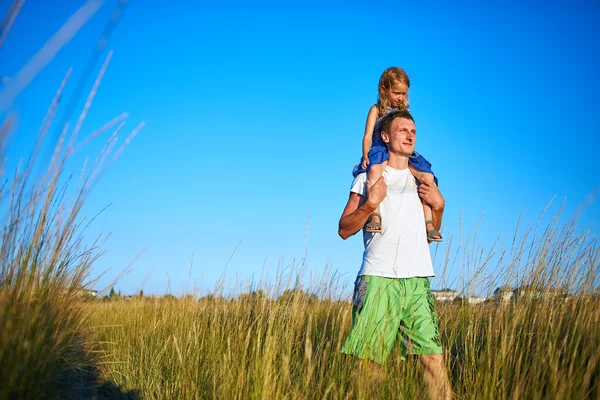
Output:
[339,201,377,240]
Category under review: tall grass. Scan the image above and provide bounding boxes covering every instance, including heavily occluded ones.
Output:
[0,76,99,398]
[0,4,140,397]
[88,211,600,399]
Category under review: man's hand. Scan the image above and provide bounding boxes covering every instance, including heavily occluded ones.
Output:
[366,177,387,208]
[361,156,370,170]
[338,176,387,240]
[418,180,445,211]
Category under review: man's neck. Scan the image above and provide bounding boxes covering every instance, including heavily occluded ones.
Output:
[386,153,409,170]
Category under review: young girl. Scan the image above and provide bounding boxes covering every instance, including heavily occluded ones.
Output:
[352,67,442,241]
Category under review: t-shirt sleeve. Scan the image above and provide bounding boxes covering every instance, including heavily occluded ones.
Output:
[350,173,367,197]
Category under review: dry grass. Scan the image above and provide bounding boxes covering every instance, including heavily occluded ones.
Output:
[87,214,600,399]
[86,287,600,399]
[0,4,141,397]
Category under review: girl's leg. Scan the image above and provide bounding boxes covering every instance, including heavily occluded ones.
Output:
[365,162,387,233]
[408,166,433,188]
[409,167,442,242]
[422,201,442,242]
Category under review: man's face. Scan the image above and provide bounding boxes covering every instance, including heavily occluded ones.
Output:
[381,117,416,156]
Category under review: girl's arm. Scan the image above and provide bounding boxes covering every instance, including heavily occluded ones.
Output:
[361,105,379,159]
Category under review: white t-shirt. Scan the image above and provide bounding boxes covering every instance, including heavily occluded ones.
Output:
[351,166,435,278]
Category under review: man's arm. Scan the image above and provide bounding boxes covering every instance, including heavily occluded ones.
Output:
[418,180,445,231]
[338,177,387,240]
[338,192,373,240]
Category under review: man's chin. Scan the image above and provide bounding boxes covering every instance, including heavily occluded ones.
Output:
[389,151,413,157]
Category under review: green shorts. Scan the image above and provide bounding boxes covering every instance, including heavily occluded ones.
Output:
[341,275,443,364]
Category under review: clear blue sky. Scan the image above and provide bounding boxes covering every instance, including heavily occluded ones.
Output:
[2,0,599,297]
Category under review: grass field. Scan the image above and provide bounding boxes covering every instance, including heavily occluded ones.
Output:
[84,288,599,400]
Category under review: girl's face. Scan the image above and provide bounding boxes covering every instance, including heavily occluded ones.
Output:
[386,82,408,107]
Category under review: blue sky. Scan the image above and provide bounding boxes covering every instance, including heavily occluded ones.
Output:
[2,0,599,297]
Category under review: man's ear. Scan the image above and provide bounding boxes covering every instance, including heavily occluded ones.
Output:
[381,131,390,144]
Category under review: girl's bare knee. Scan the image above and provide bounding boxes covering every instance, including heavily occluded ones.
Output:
[420,173,435,184]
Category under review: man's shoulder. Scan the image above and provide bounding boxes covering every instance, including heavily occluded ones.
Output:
[352,172,367,183]
[350,173,367,196]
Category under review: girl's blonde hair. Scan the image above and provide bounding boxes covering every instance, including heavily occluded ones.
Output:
[377,67,410,116]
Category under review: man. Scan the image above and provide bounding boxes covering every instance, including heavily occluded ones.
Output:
[339,110,452,400]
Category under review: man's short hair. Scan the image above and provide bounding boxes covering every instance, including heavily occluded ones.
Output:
[380,110,415,134]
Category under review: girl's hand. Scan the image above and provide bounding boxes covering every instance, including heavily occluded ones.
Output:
[361,157,370,170]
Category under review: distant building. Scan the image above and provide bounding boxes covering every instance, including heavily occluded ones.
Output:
[492,285,568,303]
[431,289,459,303]
[493,286,514,303]
[465,296,487,305]
[72,287,98,298]
[513,285,566,301]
